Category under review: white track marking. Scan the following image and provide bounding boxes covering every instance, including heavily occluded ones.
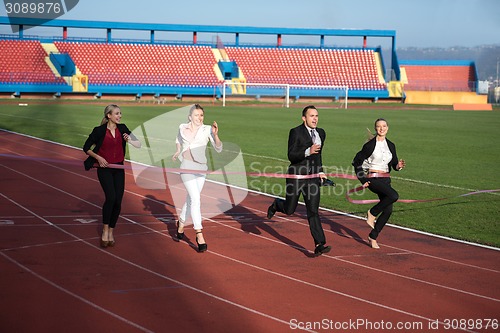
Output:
[1,131,498,330]
[0,251,155,333]
[0,173,316,333]
[0,163,489,332]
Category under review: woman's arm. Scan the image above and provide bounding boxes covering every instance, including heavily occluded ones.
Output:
[123,132,141,148]
[352,140,374,185]
[83,126,108,168]
[172,142,181,161]
[82,127,99,153]
[211,121,223,152]
[388,140,404,171]
[86,149,109,168]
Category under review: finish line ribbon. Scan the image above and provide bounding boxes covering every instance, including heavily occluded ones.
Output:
[346,185,500,204]
[2,154,498,204]
[102,162,358,180]
[104,164,500,203]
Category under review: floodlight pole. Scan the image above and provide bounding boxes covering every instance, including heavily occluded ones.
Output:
[496,57,499,88]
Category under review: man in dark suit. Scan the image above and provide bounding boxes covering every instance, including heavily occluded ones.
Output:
[267,105,331,256]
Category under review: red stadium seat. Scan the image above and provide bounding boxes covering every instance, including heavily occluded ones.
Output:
[225,46,387,90]
[0,40,64,84]
[403,65,473,92]
[53,41,221,86]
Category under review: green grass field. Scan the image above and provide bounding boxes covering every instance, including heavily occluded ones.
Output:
[1,99,499,247]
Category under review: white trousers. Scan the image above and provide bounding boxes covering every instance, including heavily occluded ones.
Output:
[179,159,207,230]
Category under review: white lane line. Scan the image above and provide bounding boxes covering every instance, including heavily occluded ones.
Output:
[0,251,155,333]
[2,160,489,332]
[1,134,498,322]
[0,176,317,333]
[0,193,154,333]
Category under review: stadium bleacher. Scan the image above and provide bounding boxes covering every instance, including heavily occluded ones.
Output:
[0,39,478,104]
[54,42,220,87]
[225,47,387,90]
[0,18,484,104]
[402,64,475,92]
[1,39,389,93]
[0,40,65,84]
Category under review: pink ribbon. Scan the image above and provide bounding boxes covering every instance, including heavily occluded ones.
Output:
[98,164,500,204]
[2,154,497,204]
[346,185,500,204]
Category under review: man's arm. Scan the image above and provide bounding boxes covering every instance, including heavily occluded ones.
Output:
[287,127,307,164]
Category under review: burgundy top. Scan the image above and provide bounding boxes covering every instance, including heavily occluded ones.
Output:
[99,127,125,164]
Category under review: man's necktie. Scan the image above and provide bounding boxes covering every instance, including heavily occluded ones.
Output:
[311,129,316,143]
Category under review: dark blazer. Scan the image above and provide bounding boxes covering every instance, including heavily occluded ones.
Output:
[287,124,326,176]
[82,123,132,170]
[352,137,399,184]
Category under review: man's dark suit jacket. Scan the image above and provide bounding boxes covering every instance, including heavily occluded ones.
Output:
[287,124,325,176]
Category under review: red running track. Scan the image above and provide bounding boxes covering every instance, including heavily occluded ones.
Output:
[0,130,499,333]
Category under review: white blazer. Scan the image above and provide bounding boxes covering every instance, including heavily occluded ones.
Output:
[175,123,222,164]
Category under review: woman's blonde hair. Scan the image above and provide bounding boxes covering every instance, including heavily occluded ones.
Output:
[101,104,120,125]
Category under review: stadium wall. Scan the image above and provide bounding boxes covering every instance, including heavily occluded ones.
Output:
[404,91,487,105]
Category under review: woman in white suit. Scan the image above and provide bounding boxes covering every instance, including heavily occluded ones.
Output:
[172,104,223,252]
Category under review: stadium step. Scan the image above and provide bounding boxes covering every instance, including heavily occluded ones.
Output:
[40,42,59,55]
[41,42,83,85]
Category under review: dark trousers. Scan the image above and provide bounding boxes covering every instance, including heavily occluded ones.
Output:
[367,177,399,240]
[97,167,125,228]
[275,177,326,246]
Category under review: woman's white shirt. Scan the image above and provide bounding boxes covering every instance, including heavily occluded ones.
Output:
[362,139,392,172]
[176,123,222,164]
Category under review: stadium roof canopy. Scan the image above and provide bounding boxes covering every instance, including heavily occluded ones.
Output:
[1,16,396,47]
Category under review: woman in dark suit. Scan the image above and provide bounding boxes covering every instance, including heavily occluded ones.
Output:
[267,105,331,256]
[83,104,141,248]
[352,118,405,249]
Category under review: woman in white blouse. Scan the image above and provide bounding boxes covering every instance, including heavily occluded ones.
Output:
[352,118,405,249]
[172,104,223,252]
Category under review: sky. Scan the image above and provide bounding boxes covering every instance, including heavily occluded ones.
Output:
[1,0,499,49]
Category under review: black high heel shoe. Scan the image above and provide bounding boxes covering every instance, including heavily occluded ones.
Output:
[175,220,184,240]
[196,231,207,252]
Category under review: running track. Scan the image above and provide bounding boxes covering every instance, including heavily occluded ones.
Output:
[0,130,499,333]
